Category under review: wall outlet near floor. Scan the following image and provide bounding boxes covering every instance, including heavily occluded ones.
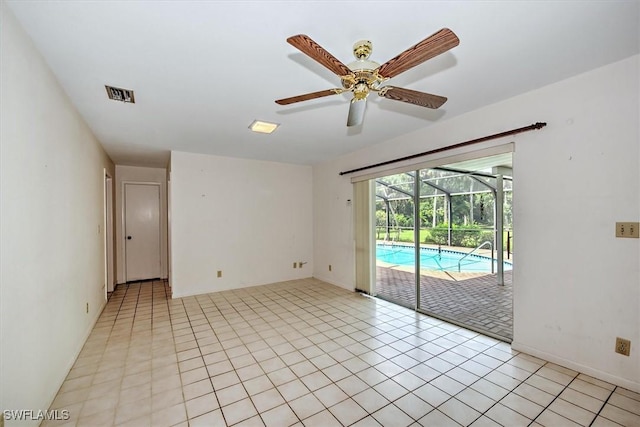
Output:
[293,262,297,269]
[615,222,639,238]
[329,264,332,272]
[217,270,222,278]
[615,337,631,356]
[86,302,89,314]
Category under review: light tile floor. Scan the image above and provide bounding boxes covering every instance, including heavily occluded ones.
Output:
[45,278,639,427]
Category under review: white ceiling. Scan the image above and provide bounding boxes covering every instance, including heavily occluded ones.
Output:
[6,1,639,167]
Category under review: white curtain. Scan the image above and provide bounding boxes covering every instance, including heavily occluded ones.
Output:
[354,180,375,295]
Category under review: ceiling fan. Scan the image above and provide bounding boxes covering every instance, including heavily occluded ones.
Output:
[275,29,459,127]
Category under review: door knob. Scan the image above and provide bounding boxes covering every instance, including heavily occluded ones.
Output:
[127,236,132,240]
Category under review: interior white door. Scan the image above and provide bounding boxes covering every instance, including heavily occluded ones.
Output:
[125,183,161,281]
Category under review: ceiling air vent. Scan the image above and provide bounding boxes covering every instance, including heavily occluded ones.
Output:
[105,85,135,103]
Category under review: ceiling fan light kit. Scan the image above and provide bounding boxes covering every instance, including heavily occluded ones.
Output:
[276,29,459,127]
[347,98,367,127]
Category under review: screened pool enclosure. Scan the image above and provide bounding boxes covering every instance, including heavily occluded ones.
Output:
[376,166,513,272]
[372,156,514,341]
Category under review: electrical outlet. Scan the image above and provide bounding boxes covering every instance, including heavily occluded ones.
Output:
[615,337,631,356]
[217,270,222,278]
[329,264,332,271]
[86,302,89,314]
[616,222,639,238]
[293,262,297,268]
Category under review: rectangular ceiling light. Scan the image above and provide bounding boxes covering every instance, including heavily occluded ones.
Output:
[249,120,279,134]
[105,85,135,103]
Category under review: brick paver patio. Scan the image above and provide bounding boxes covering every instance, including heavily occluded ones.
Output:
[376,266,513,342]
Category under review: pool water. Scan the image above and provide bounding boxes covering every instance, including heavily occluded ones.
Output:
[376,244,512,273]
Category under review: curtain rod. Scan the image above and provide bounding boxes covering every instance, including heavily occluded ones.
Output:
[338,122,547,176]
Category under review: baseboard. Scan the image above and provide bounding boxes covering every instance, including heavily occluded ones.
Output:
[116,275,167,285]
[311,274,353,292]
[511,341,640,393]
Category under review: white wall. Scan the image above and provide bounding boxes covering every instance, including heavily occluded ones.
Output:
[170,151,313,297]
[0,3,115,424]
[313,160,357,289]
[313,55,639,391]
[512,55,639,392]
[115,165,168,283]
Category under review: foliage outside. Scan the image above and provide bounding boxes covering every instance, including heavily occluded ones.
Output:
[375,224,507,248]
[376,176,513,248]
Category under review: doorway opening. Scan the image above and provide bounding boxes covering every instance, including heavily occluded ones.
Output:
[104,172,114,299]
[373,153,514,341]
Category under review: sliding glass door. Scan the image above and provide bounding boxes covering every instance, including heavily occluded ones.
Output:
[374,172,417,310]
[370,154,514,341]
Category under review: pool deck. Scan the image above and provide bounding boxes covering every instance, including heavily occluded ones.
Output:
[375,246,513,342]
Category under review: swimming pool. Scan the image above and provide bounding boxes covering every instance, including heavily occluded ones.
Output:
[376,244,512,273]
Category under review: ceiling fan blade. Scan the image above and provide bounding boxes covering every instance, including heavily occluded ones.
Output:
[377,28,460,79]
[275,89,341,105]
[381,87,447,109]
[287,34,352,77]
[347,98,367,127]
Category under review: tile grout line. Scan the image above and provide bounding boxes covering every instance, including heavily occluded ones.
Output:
[210,285,386,425]
[527,370,584,427]
[50,279,639,427]
[184,291,228,424]
[212,294,503,426]
[587,386,618,427]
[179,283,548,427]
[111,282,138,414]
[445,345,545,426]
